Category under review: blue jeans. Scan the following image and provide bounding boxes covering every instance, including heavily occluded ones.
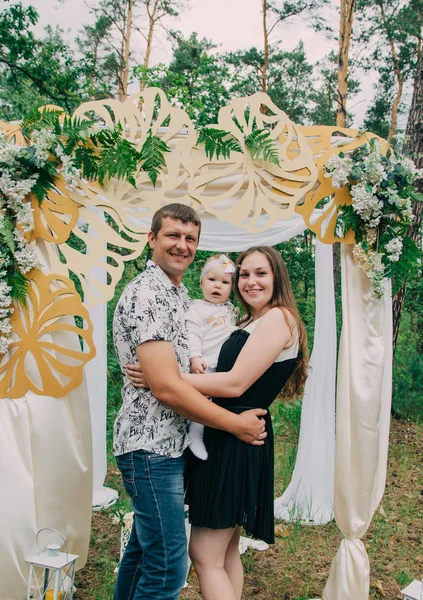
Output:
[114,450,187,600]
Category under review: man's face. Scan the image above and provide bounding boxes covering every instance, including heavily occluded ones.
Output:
[148,217,200,285]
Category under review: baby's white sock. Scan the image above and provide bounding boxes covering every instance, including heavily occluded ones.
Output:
[189,421,208,460]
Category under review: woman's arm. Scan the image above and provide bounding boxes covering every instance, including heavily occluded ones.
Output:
[181,307,294,397]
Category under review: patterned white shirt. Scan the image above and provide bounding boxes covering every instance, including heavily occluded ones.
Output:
[186,299,237,371]
[113,261,191,458]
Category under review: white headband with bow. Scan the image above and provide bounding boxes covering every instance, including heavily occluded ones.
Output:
[200,254,236,282]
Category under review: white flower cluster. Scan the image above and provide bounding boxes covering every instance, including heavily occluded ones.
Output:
[324,139,421,298]
[0,132,22,169]
[0,281,13,354]
[363,144,386,185]
[398,156,423,181]
[385,237,403,262]
[350,183,383,228]
[0,129,45,354]
[31,128,56,167]
[323,154,353,188]
[55,145,81,191]
[352,244,386,298]
[14,231,41,274]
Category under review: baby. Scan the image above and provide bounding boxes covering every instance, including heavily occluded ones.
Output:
[186,254,237,460]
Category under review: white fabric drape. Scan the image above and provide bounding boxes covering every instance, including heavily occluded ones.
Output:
[322,244,392,599]
[84,209,118,509]
[86,300,117,509]
[0,241,93,600]
[274,240,336,525]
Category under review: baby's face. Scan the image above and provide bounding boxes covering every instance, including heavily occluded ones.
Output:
[201,266,233,304]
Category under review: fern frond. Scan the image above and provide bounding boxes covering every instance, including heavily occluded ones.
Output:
[9,270,30,307]
[139,130,170,186]
[244,129,280,166]
[96,130,141,186]
[73,145,100,181]
[196,128,242,160]
[30,163,57,203]
[0,212,16,253]
[336,204,365,240]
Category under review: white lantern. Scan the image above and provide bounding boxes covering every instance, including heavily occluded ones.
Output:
[401,580,423,600]
[26,528,78,600]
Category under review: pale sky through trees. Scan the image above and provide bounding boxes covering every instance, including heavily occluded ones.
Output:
[23,0,381,126]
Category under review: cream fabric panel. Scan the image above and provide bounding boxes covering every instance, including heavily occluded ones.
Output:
[274,240,336,525]
[0,240,93,599]
[322,245,392,600]
[0,386,92,599]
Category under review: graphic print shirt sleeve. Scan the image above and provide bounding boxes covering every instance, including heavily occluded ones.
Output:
[127,287,175,349]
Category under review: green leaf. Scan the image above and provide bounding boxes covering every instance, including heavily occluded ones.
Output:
[196,128,242,160]
[9,270,30,307]
[244,129,280,166]
[0,213,16,253]
[139,130,170,187]
[73,145,100,181]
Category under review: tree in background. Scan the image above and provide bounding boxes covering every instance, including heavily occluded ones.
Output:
[138,0,188,92]
[89,0,136,100]
[133,33,231,126]
[76,15,119,100]
[225,42,315,124]
[0,4,83,118]
[392,48,423,351]
[336,0,356,127]
[362,70,397,139]
[261,0,329,95]
[357,0,422,141]
[309,50,360,126]
[89,0,187,100]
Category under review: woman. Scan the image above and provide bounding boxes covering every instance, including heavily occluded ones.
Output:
[128,246,308,600]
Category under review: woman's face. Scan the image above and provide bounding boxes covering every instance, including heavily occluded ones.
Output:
[238,252,274,316]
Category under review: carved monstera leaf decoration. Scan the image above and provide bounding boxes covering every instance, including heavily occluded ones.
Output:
[72,88,198,227]
[0,120,27,146]
[187,93,318,232]
[0,271,96,399]
[31,178,80,244]
[296,127,389,243]
[41,200,148,307]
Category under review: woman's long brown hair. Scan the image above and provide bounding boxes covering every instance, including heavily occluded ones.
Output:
[234,246,309,399]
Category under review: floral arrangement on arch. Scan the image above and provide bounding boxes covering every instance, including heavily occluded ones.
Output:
[324,138,422,298]
[0,108,170,355]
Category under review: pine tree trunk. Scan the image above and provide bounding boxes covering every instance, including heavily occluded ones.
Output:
[336,0,355,128]
[140,0,158,92]
[262,0,269,94]
[333,0,355,290]
[379,2,403,141]
[89,41,99,100]
[392,51,423,351]
[118,0,133,101]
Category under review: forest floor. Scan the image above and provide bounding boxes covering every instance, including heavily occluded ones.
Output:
[75,419,423,600]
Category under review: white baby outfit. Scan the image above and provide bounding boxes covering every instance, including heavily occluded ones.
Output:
[186,299,237,459]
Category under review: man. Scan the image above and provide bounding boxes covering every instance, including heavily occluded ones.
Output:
[113,203,266,600]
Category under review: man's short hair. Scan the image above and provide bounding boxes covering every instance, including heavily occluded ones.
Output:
[150,203,202,238]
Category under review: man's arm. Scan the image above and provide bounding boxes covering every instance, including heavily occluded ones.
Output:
[136,340,267,445]
[180,308,294,398]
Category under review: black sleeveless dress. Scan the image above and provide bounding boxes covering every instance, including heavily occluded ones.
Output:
[186,328,299,544]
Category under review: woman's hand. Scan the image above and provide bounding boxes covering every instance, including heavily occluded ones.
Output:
[125,363,149,388]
